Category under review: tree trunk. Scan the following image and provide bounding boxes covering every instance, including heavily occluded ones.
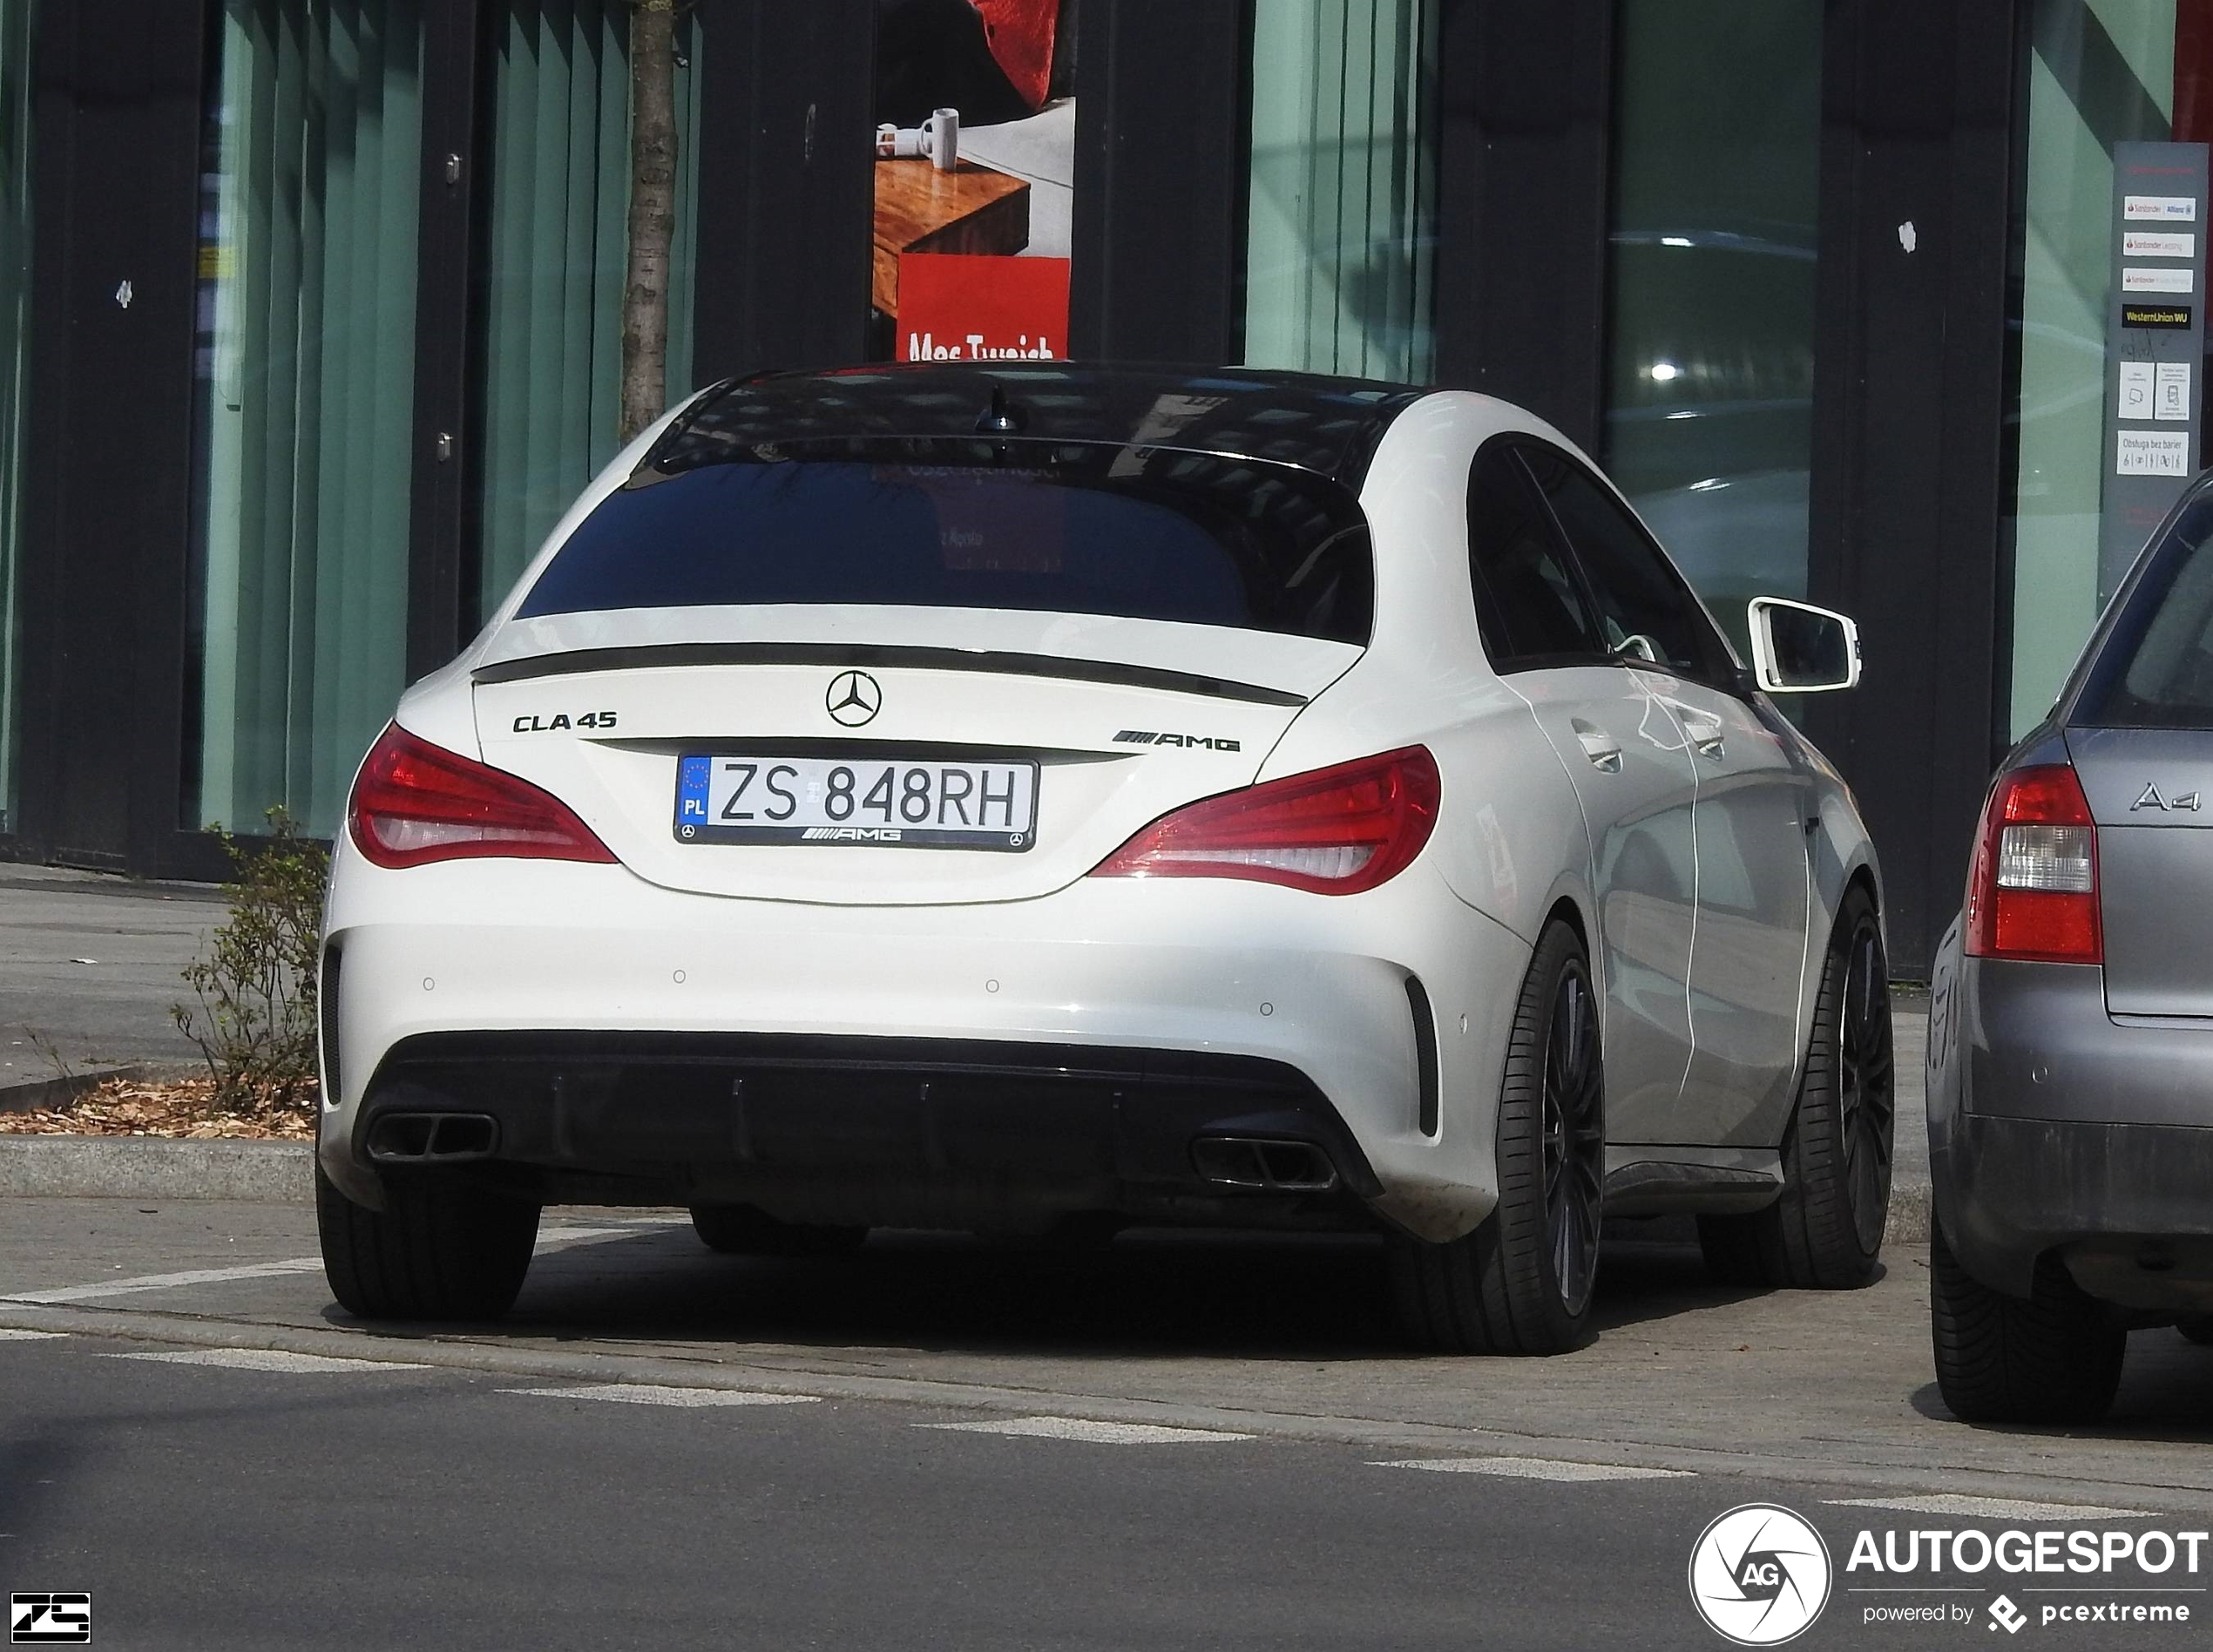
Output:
[620,0,679,445]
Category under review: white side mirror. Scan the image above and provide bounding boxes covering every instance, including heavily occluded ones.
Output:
[1747,597,1860,693]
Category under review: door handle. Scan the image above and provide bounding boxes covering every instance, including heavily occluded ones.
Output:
[1694,732,1726,762]
[1681,714,1726,761]
[1571,721,1622,773]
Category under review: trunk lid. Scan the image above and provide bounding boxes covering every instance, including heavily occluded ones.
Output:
[471,606,1357,904]
[2068,726,2213,1014]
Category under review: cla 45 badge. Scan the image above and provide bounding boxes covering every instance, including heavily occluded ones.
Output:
[511,711,618,733]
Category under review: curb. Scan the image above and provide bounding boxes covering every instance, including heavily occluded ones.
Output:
[0,1134,1939,1241]
[0,1136,313,1202]
[0,1065,152,1115]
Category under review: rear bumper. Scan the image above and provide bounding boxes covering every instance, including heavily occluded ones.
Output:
[343,1030,1383,1232]
[1941,1114,2213,1310]
[1929,947,2213,1304]
[317,850,1533,1240]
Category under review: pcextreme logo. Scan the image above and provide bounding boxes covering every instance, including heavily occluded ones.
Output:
[1689,1504,1833,1645]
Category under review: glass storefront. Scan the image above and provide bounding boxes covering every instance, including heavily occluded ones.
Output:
[0,0,2090,972]
[186,0,426,836]
[1242,0,1438,383]
[184,0,707,836]
[2008,2,2189,737]
[473,0,700,624]
[1602,0,1823,658]
[0,0,31,836]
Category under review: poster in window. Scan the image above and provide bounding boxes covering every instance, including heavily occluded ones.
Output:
[870,0,1076,363]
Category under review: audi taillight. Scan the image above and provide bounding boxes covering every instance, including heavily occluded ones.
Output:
[1964,763,2101,964]
[348,723,617,870]
[1090,747,1440,895]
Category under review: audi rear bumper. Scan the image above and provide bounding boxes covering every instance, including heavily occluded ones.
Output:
[1929,943,2213,1307]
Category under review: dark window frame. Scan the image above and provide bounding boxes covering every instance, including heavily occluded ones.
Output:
[1508,436,1744,696]
[1464,433,1612,674]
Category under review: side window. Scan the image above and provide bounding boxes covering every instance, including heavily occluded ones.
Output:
[1465,442,1606,669]
[1517,443,1736,687]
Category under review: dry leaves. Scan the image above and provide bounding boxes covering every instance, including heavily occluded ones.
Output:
[0,1074,316,1140]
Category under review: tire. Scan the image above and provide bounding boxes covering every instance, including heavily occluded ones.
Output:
[1695,886,1893,1290]
[689,1204,868,1257]
[317,1164,540,1322]
[1930,1222,2125,1425]
[1390,920,1604,1356]
[2176,1316,2213,1347]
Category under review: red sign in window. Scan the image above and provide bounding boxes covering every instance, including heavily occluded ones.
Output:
[898,253,1070,363]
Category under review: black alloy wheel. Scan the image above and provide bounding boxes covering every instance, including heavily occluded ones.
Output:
[1698,886,1893,1290]
[1837,910,1897,1259]
[1541,959,1606,1317]
[1391,919,1604,1355]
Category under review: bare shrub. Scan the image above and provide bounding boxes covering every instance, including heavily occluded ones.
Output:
[172,808,328,1114]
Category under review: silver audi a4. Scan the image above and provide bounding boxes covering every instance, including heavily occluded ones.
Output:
[1929,475,2213,1423]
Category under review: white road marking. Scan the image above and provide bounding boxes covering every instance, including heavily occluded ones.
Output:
[0,1223,657,1306]
[922,1416,1253,1444]
[113,1348,428,1373]
[1830,1493,2153,1521]
[1374,1455,1691,1482]
[0,1328,64,1341]
[5,1259,326,1303]
[503,1384,819,1408]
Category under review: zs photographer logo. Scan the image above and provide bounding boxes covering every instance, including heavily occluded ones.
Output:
[1688,1505,1831,1645]
[10,1594,89,1644]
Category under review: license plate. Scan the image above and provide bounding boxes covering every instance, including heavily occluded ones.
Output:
[673,755,1039,850]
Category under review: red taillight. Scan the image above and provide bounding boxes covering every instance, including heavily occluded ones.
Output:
[1964,763,2101,964]
[1090,747,1440,895]
[347,723,618,870]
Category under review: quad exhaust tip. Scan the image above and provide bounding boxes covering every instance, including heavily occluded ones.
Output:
[1190,1135,1339,1194]
[366,1112,499,1164]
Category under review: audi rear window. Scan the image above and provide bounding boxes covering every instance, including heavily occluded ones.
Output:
[2076,497,2213,728]
[513,438,1374,645]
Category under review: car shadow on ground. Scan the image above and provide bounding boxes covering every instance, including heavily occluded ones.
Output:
[323,1224,1797,1362]
[1908,1332,2213,1439]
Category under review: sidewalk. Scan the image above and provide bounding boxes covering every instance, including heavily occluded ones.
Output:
[0,863,1932,1233]
[0,863,224,1089]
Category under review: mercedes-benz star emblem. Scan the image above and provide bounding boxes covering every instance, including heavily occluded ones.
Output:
[825,669,883,727]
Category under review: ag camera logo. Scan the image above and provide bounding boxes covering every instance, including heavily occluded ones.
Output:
[1689,1503,1832,1645]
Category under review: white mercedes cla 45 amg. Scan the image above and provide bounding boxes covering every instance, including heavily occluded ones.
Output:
[316,364,1891,1354]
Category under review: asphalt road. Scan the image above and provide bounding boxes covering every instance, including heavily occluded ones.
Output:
[0,867,221,1087]
[0,1330,1798,1651]
[5,1202,2213,1649]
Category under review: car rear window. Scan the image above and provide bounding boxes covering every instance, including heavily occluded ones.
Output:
[2075,497,2213,728]
[513,437,1374,645]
